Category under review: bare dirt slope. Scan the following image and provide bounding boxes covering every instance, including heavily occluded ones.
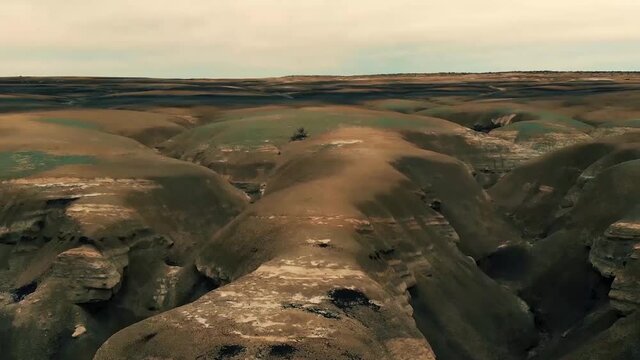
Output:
[1,73,639,360]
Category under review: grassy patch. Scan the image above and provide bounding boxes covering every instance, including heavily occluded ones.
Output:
[37,118,101,130]
[175,108,441,148]
[495,121,582,142]
[525,111,593,131]
[418,106,525,126]
[600,119,640,128]
[420,106,592,132]
[367,99,431,113]
[0,151,96,179]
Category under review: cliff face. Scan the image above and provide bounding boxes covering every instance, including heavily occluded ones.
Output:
[489,134,640,359]
[0,109,247,360]
[591,217,640,313]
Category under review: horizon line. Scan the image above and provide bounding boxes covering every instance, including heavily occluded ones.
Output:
[2,70,640,81]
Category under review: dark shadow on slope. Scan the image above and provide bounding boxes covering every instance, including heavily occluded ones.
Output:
[476,244,531,282]
[356,183,537,360]
[408,283,476,360]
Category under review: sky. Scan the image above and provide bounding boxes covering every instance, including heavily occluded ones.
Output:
[1,0,639,77]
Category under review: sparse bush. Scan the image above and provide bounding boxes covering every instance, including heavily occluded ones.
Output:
[289,127,308,141]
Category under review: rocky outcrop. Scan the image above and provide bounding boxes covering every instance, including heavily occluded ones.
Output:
[590,218,640,313]
[96,257,436,360]
[472,113,517,132]
[489,139,640,239]
[0,119,247,360]
[590,219,640,277]
[50,245,127,303]
[609,256,640,314]
[490,121,592,156]
[408,128,541,175]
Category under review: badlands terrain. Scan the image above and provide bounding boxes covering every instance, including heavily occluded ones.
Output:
[0,72,639,360]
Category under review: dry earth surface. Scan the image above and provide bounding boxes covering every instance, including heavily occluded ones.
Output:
[0,72,639,359]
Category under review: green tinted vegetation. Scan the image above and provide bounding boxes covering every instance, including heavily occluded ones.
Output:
[527,111,593,131]
[418,107,518,122]
[368,99,431,113]
[0,151,96,179]
[37,118,100,130]
[419,107,592,132]
[176,108,442,147]
[495,121,581,141]
[601,119,640,128]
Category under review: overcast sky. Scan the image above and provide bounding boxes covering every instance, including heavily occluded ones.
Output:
[2,0,639,77]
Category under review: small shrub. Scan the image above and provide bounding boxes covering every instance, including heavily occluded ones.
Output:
[289,127,308,141]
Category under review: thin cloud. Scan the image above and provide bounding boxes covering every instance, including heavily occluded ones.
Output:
[1,0,639,76]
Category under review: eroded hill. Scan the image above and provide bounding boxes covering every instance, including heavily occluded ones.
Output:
[1,73,639,360]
